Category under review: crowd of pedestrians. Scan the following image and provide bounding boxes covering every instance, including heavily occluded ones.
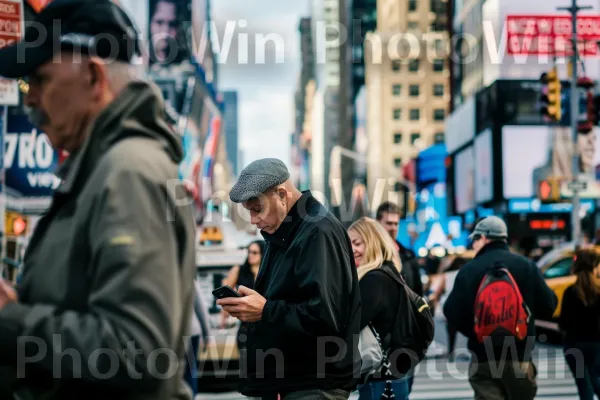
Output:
[0,1,597,399]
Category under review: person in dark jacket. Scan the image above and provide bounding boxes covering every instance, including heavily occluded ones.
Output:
[375,202,423,296]
[218,158,361,400]
[0,1,196,399]
[348,217,409,400]
[443,216,557,400]
[559,247,600,400]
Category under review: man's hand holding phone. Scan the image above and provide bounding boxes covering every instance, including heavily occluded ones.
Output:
[215,285,266,323]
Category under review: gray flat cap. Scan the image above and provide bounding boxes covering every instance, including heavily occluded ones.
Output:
[469,216,508,239]
[229,158,290,203]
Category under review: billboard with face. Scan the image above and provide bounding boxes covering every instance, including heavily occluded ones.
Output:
[148,0,190,67]
[503,125,600,199]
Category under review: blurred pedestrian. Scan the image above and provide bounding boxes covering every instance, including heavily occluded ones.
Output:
[375,202,423,296]
[0,1,197,398]
[348,217,409,400]
[185,280,211,396]
[559,247,600,400]
[220,240,265,351]
[443,216,557,400]
[219,158,361,400]
[429,254,471,360]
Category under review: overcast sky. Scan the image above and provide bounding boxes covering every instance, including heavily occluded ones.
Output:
[212,0,310,173]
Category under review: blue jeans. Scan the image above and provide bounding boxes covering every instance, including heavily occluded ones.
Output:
[564,342,600,400]
[184,335,200,395]
[358,379,409,400]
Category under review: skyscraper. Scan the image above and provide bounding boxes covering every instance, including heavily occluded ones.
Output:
[222,91,239,175]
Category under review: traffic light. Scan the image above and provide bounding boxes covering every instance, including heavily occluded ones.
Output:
[5,212,29,237]
[540,69,562,122]
[594,93,600,125]
[538,177,562,202]
[575,77,596,132]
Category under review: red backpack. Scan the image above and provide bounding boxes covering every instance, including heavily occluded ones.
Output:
[474,263,531,344]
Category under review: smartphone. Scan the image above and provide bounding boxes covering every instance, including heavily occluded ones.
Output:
[212,285,242,299]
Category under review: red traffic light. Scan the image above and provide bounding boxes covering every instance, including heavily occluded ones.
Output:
[577,76,595,89]
[12,217,26,236]
[539,180,551,199]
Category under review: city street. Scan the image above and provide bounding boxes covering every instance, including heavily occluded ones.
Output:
[197,318,578,400]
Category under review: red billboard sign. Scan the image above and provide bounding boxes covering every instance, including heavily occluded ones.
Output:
[0,0,22,105]
[506,15,600,56]
[0,0,21,51]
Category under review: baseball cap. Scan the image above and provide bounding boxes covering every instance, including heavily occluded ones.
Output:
[469,216,508,240]
[0,0,141,79]
[229,158,291,203]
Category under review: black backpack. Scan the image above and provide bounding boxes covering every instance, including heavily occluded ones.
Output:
[375,262,435,378]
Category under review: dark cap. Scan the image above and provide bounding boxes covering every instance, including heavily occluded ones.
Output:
[229,158,291,203]
[0,0,141,79]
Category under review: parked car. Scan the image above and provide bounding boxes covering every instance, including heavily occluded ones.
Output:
[534,245,582,331]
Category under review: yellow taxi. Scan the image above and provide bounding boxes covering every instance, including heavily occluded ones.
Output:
[199,225,224,245]
[533,245,590,330]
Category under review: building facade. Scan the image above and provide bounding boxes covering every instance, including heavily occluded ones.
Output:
[364,0,450,210]
[292,17,315,190]
[222,91,239,175]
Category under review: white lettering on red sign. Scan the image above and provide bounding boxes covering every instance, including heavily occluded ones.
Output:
[0,3,16,13]
[506,15,600,56]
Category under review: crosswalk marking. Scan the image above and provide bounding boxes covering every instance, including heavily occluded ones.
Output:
[407,357,578,400]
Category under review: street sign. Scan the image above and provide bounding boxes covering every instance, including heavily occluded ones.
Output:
[0,0,23,105]
[506,15,600,56]
[567,180,588,192]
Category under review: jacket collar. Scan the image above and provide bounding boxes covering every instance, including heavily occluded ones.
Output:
[261,190,317,248]
[475,240,509,257]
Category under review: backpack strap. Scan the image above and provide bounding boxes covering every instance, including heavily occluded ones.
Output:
[377,262,405,287]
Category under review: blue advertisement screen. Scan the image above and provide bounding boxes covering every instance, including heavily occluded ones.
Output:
[5,114,60,198]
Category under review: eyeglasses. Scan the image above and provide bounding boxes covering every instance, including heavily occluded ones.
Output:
[18,79,29,94]
[248,250,261,255]
[471,234,483,241]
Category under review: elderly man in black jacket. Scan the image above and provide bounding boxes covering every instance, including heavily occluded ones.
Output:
[219,158,361,400]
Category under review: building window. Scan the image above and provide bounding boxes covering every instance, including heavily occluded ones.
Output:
[394,158,403,168]
[431,22,445,31]
[393,108,402,120]
[408,21,418,30]
[434,39,445,53]
[392,60,401,71]
[433,59,444,72]
[408,0,417,12]
[434,109,445,121]
[410,133,421,145]
[433,84,444,96]
[409,59,420,72]
[394,133,403,144]
[410,109,420,121]
[409,85,420,97]
[392,84,402,96]
[434,132,445,143]
[430,0,446,15]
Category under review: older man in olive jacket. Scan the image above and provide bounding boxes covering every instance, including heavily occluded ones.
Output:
[0,1,197,399]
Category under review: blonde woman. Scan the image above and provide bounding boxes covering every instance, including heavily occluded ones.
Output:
[348,217,409,400]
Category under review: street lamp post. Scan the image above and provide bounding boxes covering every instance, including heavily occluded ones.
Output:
[558,0,592,246]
